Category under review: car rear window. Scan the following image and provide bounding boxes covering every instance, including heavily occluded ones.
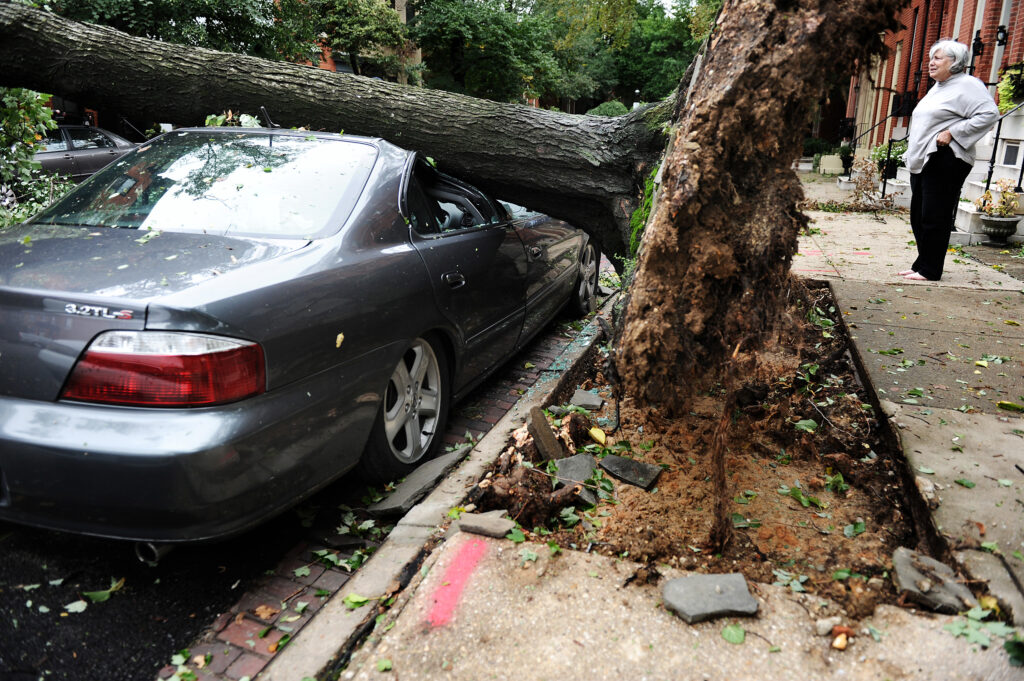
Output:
[30,130,378,239]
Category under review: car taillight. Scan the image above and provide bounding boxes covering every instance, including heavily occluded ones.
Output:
[61,331,266,407]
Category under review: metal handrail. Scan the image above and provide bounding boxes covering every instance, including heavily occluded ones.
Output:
[851,117,893,146]
[983,99,1024,193]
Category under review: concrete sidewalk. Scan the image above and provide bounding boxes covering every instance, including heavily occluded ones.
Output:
[266,176,1024,681]
[797,177,1024,635]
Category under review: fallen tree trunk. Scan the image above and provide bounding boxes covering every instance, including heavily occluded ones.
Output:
[0,2,669,258]
[616,0,901,414]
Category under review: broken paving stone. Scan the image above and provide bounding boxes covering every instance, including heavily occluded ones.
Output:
[458,512,515,538]
[553,454,598,506]
[816,616,843,636]
[599,454,662,490]
[528,406,566,460]
[547,405,569,417]
[662,573,758,624]
[570,389,604,411]
[892,546,978,614]
[367,446,471,517]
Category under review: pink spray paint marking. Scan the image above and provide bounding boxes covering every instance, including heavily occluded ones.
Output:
[425,537,488,627]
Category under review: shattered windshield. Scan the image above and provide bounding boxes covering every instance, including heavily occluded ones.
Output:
[30,131,378,239]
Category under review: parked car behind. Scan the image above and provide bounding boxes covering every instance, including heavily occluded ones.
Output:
[34,124,137,182]
[0,127,599,544]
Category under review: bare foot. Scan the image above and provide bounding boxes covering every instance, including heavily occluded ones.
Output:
[897,269,915,276]
[902,272,928,281]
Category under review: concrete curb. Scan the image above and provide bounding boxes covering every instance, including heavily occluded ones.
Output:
[259,297,616,681]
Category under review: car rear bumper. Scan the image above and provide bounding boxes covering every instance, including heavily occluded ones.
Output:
[0,348,395,542]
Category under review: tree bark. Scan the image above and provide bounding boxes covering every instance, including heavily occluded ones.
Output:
[0,2,668,258]
[616,0,901,415]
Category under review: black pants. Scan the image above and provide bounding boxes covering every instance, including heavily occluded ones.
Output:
[909,146,972,280]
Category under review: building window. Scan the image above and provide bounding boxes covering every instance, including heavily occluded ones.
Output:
[1005,143,1020,167]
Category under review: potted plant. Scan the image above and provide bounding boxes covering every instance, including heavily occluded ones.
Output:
[838,144,854,176]
[974,178,1021,246]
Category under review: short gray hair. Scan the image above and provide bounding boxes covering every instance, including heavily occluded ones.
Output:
[930,40,970,74]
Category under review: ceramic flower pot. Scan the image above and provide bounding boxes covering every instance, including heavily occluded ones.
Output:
[979,215,1021,247]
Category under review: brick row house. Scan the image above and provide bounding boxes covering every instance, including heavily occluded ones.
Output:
[844,0,1023,236]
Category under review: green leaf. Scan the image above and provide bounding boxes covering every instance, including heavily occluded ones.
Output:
[916,466,935,475]
[377,659,393,672]
[519,548,538,566]
[343,593,371,610]
[843,521,866,538]
[954,479,976,489]
[1005,637,1024,666]
[721,624,745,644]
[980,541,1000,554]
[82,577,125,603]
[793,419,818,433]
[965,607,991,621]
[982,621,1016,637]
[832,569,851,580]
[547,541,561,557]
[506,528,526,543]
[293,566,311,578]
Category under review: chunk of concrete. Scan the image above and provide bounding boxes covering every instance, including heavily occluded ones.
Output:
[458,512,515,538]
[528,406,565,460]
[570,389,604,411]
[553,454,598,506]
[662,573,759,624]
[599,454,662,490]
[892,546,978,614]
[367,446,471,517]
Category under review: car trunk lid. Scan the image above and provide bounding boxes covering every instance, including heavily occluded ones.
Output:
[0,224,305,401]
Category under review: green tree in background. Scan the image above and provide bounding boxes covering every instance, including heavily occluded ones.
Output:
[614,0,697,102]
[323,0,408,77]
[409,0,558,102]
[0,88,74,228]
[50,0,322,62]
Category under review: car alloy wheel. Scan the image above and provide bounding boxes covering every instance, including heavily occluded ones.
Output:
[382,338,443,464]
[573,242,600,315]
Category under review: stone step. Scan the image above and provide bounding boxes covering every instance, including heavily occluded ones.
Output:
[952,202,1024,245]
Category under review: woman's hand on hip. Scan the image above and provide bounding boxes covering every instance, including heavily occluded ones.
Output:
[936,129,953,147]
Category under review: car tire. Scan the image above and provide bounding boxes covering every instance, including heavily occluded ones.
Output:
[568,241,600,316]
[358,336,450,484]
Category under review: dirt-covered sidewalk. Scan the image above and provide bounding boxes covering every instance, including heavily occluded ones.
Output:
[263,174,1024,681]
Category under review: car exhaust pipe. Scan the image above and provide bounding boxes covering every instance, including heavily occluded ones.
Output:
[134,541,175,564]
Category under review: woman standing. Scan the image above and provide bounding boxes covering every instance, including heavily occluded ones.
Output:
[900,40,999,281]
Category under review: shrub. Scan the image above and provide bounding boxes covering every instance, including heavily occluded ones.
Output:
[997,64,1023,114]
[802,137,832,157]
[586,100,629,117]
[869,139,908,171]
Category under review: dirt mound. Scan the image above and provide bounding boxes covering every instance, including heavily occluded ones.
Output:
[479,282,916,616]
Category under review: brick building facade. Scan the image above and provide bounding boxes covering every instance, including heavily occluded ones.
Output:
[846,0,1022,151]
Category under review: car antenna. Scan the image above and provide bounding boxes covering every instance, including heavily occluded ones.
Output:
[260,106,281,129]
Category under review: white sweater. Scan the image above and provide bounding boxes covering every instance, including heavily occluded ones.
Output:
[904,72,999,174]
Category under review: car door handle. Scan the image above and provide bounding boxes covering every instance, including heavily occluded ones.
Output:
[529,246,542,259]
[441,271,466,289]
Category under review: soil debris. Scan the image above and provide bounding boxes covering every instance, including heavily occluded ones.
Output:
[478,283,926,615]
